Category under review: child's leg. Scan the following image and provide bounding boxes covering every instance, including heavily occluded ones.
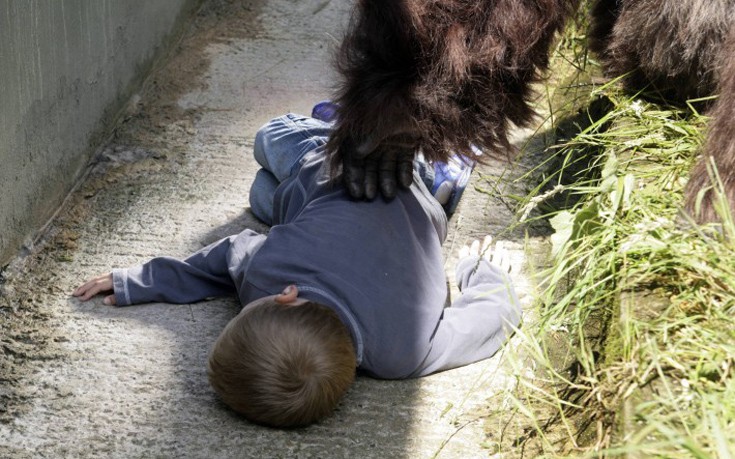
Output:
[249,169,280,225]
[249,114,332,224]
[253,113,333,181]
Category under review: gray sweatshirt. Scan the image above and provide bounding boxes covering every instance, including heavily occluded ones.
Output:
[112,151,521,379]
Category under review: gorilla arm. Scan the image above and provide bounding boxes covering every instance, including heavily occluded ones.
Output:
[327,0,580,199]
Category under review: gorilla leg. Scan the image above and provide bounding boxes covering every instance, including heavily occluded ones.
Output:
[589,0,735,222]
[590,0,734,102]
[587,0,621,58]
[684,25,735,223]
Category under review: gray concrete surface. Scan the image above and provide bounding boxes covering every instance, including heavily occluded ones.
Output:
[0,0,553,457]
[0,0,200,267]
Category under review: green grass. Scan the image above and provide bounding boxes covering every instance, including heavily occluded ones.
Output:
[490,16,735,458]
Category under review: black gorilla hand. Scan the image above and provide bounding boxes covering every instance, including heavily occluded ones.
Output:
[342,134,417,200]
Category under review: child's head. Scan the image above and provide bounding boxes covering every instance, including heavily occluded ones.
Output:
[207,286,356,427]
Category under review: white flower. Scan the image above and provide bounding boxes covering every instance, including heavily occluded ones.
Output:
[631,100,644,116]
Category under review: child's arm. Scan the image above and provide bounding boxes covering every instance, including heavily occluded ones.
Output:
[74,273,116,305]
[411,237,521,377]
[74,229,266,306]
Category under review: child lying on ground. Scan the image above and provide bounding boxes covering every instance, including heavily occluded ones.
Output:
[73,114,521,428]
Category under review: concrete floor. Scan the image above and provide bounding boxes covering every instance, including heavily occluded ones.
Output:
[0,0,554,457]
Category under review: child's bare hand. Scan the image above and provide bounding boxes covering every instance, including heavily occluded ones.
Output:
[459,235,511,273]
[73,273,116,305]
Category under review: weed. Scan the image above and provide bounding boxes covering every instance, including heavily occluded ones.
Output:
[489,7,735,456]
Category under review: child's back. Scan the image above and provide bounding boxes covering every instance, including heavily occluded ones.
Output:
[243,149,451,378]
[242,148,519,378]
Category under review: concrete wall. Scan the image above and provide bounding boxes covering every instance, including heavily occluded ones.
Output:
[0,0,199,267]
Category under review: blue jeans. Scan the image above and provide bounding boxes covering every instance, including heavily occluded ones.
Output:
[249,114,333,224]
[249,114,434,224]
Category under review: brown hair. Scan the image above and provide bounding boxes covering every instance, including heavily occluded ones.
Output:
[207,300,356,427]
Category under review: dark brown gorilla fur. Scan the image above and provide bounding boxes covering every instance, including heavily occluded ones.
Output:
[684,27,735,223]
[329,0,735,223]
[327,0,580,166]
[589,0,735,222]
[589,0,734,101]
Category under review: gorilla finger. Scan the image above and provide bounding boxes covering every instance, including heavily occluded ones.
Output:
[396,152,414,189]
[363,155,380,200]
[379,151,398,200]
[343,154,366,199]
